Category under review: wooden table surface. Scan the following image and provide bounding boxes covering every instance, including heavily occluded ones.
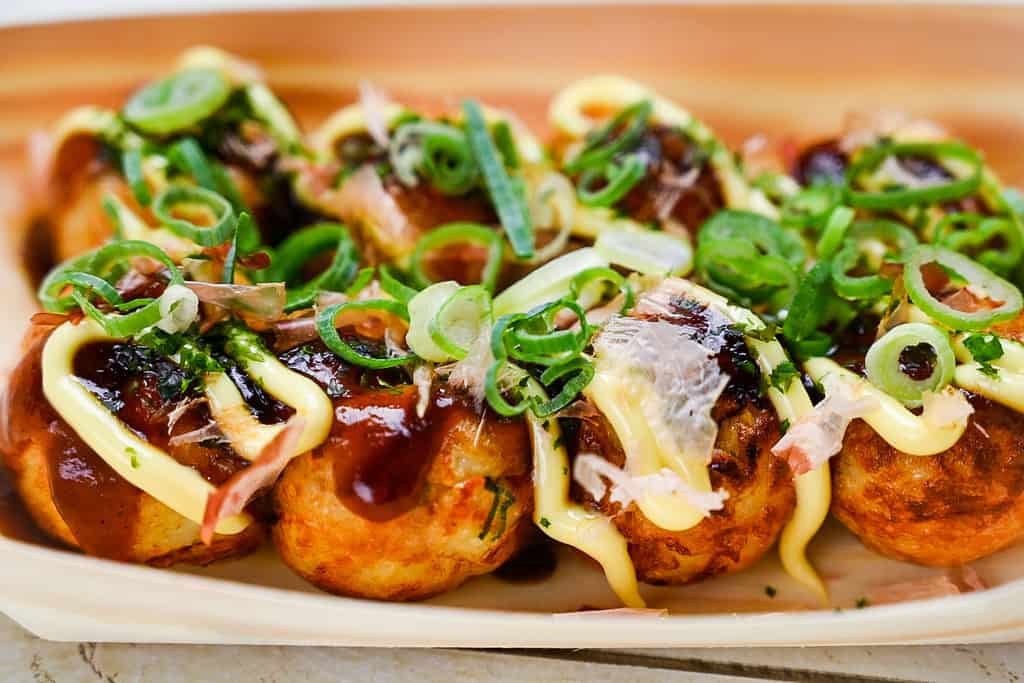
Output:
[2,613,1022,682]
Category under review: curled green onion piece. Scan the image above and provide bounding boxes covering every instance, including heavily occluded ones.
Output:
[316,300,415,369]
[344,267,376,297]
[781,183,843,229]
[484,360,533,416]
[492,247,607,318]
[265,222,360,312]
[904,245,1023,331]
[463,100,534,259]
[410,222,503,293]
[222,212,253,284]
[379,265,419,305]
[831,219,918,301]
[563,100,652,175]
[533,357,595,417]
[390,121,478,195]
[816,205,855,259]
[504,300,591,367]
[121,149,151,207]
[169,137,217,192]
[569,266,635,315]
[428,284,492,360]
[39,248,102,313]
[933,213,1023,277]
[865,322,956,407]
[845,141,982,210]
[696,210,804,309]
[576,154,647,207]
[407,281,461,362]
[123,68,230,136]
[152,184,236,247]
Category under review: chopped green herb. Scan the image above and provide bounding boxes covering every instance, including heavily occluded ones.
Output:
[963,333,1003,379]
[779,418,790,435]
[127,447,140,469]
[770,361,800,392]
[539,517,551,529]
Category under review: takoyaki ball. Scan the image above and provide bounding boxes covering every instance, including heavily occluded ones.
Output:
[0,331,265,565]
[272,342,533,601]
[571,289,796,584]
[833,398,1024,567]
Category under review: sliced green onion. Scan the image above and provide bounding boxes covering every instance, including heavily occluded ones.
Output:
[569,266,634,315]
[533,357,595,417]
[265,222,360,312]
[379,265,419,305]
[865,322,955,407]
[492,247,607,317]
[169,137,216,192]
[152,184,236,247]
[831,219,918,301]
[845,141,982,210]
[428,284,492,360]
[90,239,184,285]
[39,248,102,313]
[594,227,692,276]
[816,205,855,259]
[344,267,376,297]
[504,301,591,366]
[463,100,534,259]
[783,260,832,342]
[934,213,1023,277]
[421,126,477,195]
[781,183,843,229]
[406,281,462,362]
[121,149,151,206]
[484,360,533,416]
[409,222,503,293]
[904,246,1023,331]
[831,241,894,301]
[563,100,652,174]
[576,154,647,207]
[222,212,253,284]
[316,300,414,369]
[492,121,519,169]
[123,68,230,136]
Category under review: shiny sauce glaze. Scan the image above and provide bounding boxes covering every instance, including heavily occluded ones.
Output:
[0,332,251,559]
[619,125,724,233]
[280,339,527,522]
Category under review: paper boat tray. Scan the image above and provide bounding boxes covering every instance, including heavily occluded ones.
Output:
[1,3,1023,647]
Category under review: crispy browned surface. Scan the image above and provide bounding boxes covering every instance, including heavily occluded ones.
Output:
[832,398,1024,566]
[0,335,265,565]
[575,402,795,585]
[273,395,534,601]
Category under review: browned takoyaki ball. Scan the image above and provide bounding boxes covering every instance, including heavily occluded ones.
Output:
[571,285,796,585]
[832,398,1024,566]
[0,330,264,565]
[272,345,534,601]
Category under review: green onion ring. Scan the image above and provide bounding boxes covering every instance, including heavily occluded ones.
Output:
[123,68,230,136]
[569,266,635,315]
[121,149,151,207]
[831,242,895,301]
[816,205,855,259]
[505,300,591,366]
[563,100,652,175]
[934,213,1023,277]
[428,284,492,360]
[576,154,647,208]
[152,184,236,247]
[484,360,533,416]
[865,322,956,407]
[39,248,102,313]
[265,223,359,312]
[904,245,1023,331]
[410,222,503,293]
[316,300,415,369]
[533,357,595,417]
[782,183,843,229]
[463,100,534,259]
[420,127,478,195]
[379,265,419,305]
[344,267,376,297]
[845,141,982,210]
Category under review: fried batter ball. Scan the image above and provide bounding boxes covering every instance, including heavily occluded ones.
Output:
[272,344,533,600]
[571,289,796,585]
[832,397,1024,566]
[0,331,264,565]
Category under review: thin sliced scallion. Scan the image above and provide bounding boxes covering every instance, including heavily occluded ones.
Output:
[121,148,152,206]
[380,265,419,305]
[492,247,607,317]
[570,266,635,315]
[816,205,855,259]
[463,99,534,259]
[533,357,595,417]
[865,322,956,407]
[845,141,982,210]
[265,222,360,311]
[39,248,102,313]
[409,222,503,293]
[169,137,216,192]
[152,184,236,247]
[317,300,414,369]
[576,154,647,207]
[123,68,230,136]
[344,267,376,297]
[406,281,462,362]
[563,100,652,175]
[428,284,492,360]
[594,227,692,276]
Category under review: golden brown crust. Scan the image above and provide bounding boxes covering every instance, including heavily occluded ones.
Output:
[575,402,795,585]
[272,397,534,601]
[832,398,1024,566]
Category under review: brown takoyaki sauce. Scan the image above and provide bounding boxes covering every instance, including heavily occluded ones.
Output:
[617,125,724,233]
[281,340,528,522]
